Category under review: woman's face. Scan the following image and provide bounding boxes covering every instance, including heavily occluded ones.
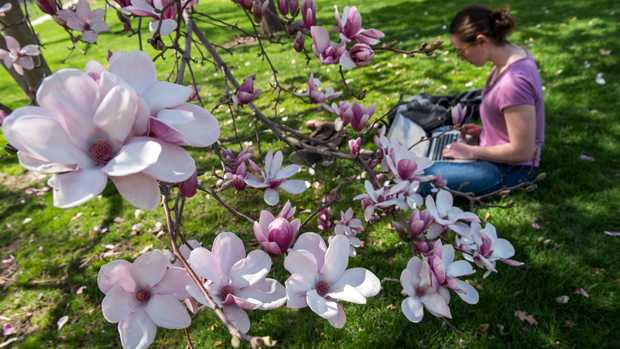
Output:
[450,34,488,67]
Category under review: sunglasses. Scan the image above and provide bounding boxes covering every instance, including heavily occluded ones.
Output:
[453,41,478,58]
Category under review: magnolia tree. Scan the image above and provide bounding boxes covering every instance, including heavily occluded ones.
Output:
[0,0,527,348]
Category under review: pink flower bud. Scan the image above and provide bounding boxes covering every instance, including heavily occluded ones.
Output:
[234,0,253,10]
[179,171,198,198]
[397,158,418,181]
[348,137,361,157]
[267,217,296,252]
[317,207,332,231]
[408,210,432,238]
[234,74,261,106]
[348,43,375,67]
[293,32,305,52]
[349,102,375,131]
[301,0,316,29]
[36,0,59,16]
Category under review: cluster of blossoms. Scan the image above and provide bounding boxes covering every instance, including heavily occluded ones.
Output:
[2,50,219,209]
[121,0,197,36]
[0,36,40,75]
[217,146,253,191]
[34,0,108,43]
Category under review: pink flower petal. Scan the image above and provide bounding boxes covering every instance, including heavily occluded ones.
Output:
[102,285,139,323]
[141,140,195,183]
[320,235,349,284]
[109,51,157,94]
[401,296,424,323]
[234,278,286,310]
[118,309,156,349]
[292,232,327,270]
[110,173,161,210]
[143,81,192,113]
[285,273,313,308]
[284,249,318,278]
[48,169,108,208]
[155,103,219,147]
[421,292,452,319]
[264,188,280,206]
[144,294,191,329]
[230,250,272,289]
[97,259,138,294]
[130,250,169,288]
[212,232,246,276]
[328,267,381,301]
[327,303,346,328]
[306,289,339,320]
[222,305,250,333]
[93,85,138,148]
[101,138,162,177]
[280,179,307,195]
[188,247,224,287]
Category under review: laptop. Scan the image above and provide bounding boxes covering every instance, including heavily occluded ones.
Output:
[387,112,471,162]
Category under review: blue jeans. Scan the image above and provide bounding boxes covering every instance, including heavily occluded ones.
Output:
[420,160,538,196]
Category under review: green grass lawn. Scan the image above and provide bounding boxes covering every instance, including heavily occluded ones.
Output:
[1,0,619,348]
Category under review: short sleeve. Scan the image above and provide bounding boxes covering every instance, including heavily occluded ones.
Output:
[497,73,536,111]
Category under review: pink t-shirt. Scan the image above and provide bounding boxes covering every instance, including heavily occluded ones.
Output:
[479,53,545,167]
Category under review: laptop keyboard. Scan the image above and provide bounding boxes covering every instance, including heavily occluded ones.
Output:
[428,131,460,161]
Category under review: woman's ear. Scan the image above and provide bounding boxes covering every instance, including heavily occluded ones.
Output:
[475,34,489,46]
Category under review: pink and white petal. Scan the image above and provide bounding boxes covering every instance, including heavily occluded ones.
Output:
[185,284,210,307]
[75,0,91,18]
[327,304,346,329]
[264,188,280,206]
[2,107,92,167]
[159,18,178,36]
[188,247,223,286]
[223,305,250,333]
[101,139,162,177]
[258,210,275,229]
[401,296,424,323]
[143,81,192,113]
[260,241,283,255]
[156,104,219,147]
[235,278,286,310]
[329,267,380,300]
[436,190,453,216]
[447,260,474,278]
[212,232,246,276]
[118,309,157,349]
[284,249,318,278]
[36,69,99,149]
[268,151,283,178]
[18,56,34,70]
[132,98,151,137]
[230,250,272,289]
[102,285,139,323]
[421,292,452,319]
[326,282,365,304]
[141,140,195,183]
[320,235,349,284]
[49,169,107,208]
[493,239,515,259]
[292,232,327,270]
[97,259,137,294]
[244,174,267,188]
[149,114,189,145]
[144,294,191,329]
[93,85,138,147]
[17,152,76,173]
[109,51,157,95]
[339,52,355,70]
[110,173,160,210]
[275,164,300,179]
[285,274,313,308]
[448,279,479,305]
[306,289,339,320]
[279,180,308,194]
[152,266,192,300]
[130,250,170,289]
[4,36,19,52]
[82,30,98,44]
[310,26,330,53]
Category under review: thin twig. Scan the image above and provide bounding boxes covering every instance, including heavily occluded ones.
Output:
[197,185,255,224]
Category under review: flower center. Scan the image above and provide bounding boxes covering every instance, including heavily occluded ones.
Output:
[135,289,151,303]
[315,280,330,297]
[88,139,114,165]
[219,285,235,304]
[414,286,426,297]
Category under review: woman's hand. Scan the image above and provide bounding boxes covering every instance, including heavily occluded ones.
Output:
[443,142,477,160]
[460,123,482,145]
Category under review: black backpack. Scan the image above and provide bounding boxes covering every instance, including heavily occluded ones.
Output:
[387,90,482,132]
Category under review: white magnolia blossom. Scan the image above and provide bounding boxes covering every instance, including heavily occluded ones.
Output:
[245,150,308,206]
[284,233,381,328]
[425,189,480,235]
[400,256,451,323]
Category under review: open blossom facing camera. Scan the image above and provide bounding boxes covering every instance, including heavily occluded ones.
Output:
[425,190,480,235]
[284,233,381,328]
[254,201,301,255]
[310,26,347,66]
[333,6,384,45]
[97,250,192,349]
[245,150,308,206]
[187,232,286,333]
[0,36,40,76]
[400,256,451,323]
[124,0,196,36]
[58,0,108,43]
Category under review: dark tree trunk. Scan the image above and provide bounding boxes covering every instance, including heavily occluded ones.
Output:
[0,0,52,104]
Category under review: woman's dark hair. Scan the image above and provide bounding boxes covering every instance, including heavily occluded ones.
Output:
[449,5,516,44]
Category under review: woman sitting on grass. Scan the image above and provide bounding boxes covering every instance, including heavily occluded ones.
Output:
[423,5,545,196]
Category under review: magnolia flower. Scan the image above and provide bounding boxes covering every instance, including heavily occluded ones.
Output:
[451,103,467,126]
[284,233,381,328]
[124,0,190,36]
[425,190,480,235]
[2,67,197,209]
[330,101,375,132]
[353,181,400,221]
[187,232,287,333]
[35,0,59,16]
[317,207,332,231]
[400,256,451,323]
[457,222,522,276]
[233,0,253,10]
[428,240,479,304]
[245,150,308,206]
[278,0,299,17]
[97,251,192,349]
[348,137,361,157]
[58,0,108,43]
[333,6,384,45]
[340,43,375,70]
[178,170,198,198]
[0,36,40,76]
[219,146,253,190]
[301,0,316,29]
[393,209,437,254]
[384,143,433,183]
[333,208,364,256]
[233,74,261,106]
[254,201,301,255]
[310,26,347,66]
[97,51,219,147]
[304,74,342,104]
[0,3,12,16]
[386,180,424,210]
[293,32,305,52]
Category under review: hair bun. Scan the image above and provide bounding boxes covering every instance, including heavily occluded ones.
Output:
[490,8,515,40]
